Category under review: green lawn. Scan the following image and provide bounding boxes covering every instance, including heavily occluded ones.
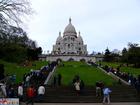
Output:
[52,61,116,86]
[120,67,140,77]
[99,62,140,76]
[99,62,121,68]
[0,60,48,83]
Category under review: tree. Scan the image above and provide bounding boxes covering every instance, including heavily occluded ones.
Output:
[27,47,42,60]
[104,48,111,62]
[104,48,120,62]
[0,0,32,26]
[128,42,139,48]
[127,43,140,67]
[121,47,128,62]
[0,24,42,63]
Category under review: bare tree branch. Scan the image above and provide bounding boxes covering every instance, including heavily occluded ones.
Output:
[0,0,32,26]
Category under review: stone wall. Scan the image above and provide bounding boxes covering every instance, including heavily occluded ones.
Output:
[39,55,96,62]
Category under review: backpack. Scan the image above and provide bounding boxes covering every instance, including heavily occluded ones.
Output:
[27,87,35,98]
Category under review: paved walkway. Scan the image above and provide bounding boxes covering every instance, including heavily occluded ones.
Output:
[21,102,140,105]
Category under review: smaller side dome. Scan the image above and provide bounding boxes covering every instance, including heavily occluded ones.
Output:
[56,32,62,42]
[77,31,83,42]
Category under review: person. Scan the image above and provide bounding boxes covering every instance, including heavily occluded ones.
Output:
[103,87,112,104]
[25,75,30,87]
[135,79,140,94]
[80,80,85,90]
[37,84,45,101]
[53,76,56,87]
[7,85,15,98]
[26,85,35,105]
[118,79,122,85]
[73,75,80,84]
[58,74,62,86]
[100,82,104,95]
[0,82,7,97]
[74,80,80,96]
[18,83,23,102]
[95,81,101,97]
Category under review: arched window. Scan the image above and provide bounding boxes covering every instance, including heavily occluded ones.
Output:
[68,58,75,61]
[68,44,70,48]
[57,58,62,62]
[80,58,86,62]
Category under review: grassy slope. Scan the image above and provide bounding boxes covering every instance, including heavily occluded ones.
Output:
[53,61,115,86]
[100,62,140,76]
[0,60,48,83]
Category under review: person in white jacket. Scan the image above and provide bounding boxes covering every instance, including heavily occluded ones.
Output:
[38,85,45,101]
[18,83,23,101]
[74,80,80,96]
[0,82,7,97]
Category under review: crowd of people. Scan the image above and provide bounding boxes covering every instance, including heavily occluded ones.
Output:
[72,74,111,104]
[88,61,140,94]
[101,64,140,94]
[0,61,58,104]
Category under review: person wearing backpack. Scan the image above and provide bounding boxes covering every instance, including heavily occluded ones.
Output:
[26,85,36,105]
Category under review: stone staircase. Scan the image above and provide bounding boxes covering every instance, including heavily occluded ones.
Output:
[35,85,140,103]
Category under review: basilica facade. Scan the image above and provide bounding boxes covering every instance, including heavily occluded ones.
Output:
[39,18,103,62]
[52,18,87,55]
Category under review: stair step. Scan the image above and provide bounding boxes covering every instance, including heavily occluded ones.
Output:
[37,85,140,103]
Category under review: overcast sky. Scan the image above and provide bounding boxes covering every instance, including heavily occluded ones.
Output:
[25,0,140,54]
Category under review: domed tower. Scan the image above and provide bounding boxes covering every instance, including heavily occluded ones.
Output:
[63,18,77,38]
[52,32,62,55]
[56,32,62,43]
[77,31,83,44]
[52,18,87,55]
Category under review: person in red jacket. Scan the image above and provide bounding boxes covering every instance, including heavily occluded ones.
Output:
[26,85,36,105]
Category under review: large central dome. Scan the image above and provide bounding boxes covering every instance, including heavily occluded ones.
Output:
[63,18,77,36]
[52,18,88,56]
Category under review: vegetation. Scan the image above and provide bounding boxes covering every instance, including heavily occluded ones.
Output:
[0,26,42,63]
[104,43,140,68]
[104,48,112,62]
[0,60,48,83]
[104,48,120,62]
[0,0,41,64]
[121,43,140,67]
[52,61,116,86]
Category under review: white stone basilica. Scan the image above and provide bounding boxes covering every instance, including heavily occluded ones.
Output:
[39,18,103,62]
[52,18,87,55]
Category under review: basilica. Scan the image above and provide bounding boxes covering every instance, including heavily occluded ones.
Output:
[39,18,103,62]
[52,18,87,55]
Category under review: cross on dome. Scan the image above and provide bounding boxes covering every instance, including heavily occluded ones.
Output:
[69,17,71,23]
[59,31,61,36]
[79,31,81,35]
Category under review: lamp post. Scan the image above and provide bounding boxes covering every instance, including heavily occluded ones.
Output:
[47,50,49,55]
